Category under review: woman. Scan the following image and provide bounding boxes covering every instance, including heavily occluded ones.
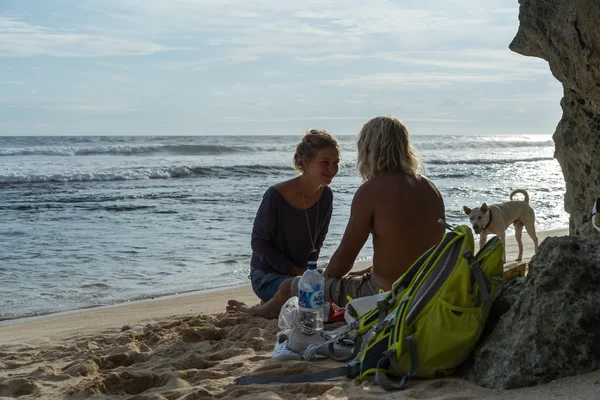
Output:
[249,129,340,302]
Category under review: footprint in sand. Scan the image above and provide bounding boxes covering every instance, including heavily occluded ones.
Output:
[100,350,152,369]
[63,359,100,377]
[173,354,219,370]
[180,326,224,343]
[78,370,172,397]
[247,355,270,362]
[225,382,338,399]
[206,348,240,361]
[29,365,70,382]
[0,378,40,397]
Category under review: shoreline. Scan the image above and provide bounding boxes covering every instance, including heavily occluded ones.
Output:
[0,283,253,324]
[0,282,259,346]
[0,227,568,346]
[0,283,252,325]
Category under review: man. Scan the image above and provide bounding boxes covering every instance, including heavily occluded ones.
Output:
[228,115,445,318]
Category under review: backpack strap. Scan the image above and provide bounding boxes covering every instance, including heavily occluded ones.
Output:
[374,336,419,391]
[462,249,491,306]
[236,361,360,385]
[328,333,362,362]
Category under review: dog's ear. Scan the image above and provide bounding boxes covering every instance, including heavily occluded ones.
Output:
[463,206,471,215]
[481,203,488,213]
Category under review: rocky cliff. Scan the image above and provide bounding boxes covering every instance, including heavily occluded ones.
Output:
[510,0,600,237]
[463,236,600,388]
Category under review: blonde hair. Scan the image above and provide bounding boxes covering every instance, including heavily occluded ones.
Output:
[293,129,340,173]
[356,115,422,181]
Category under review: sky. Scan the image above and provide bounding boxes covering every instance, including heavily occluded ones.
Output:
[0,0,563,136]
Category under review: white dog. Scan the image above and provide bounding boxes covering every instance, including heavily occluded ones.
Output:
[463,189,539,262]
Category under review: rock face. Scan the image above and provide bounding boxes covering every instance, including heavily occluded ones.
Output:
[463,236,600,388]
[510,0,600,237]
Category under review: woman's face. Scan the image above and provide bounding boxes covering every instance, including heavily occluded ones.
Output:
[304,146,340,186]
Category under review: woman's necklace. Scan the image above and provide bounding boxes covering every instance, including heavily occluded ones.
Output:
[299,178,320,254]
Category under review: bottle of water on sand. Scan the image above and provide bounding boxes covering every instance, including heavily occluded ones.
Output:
[297,261,324,335]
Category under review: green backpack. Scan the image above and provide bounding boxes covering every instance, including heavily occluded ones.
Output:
[237,222,504,390]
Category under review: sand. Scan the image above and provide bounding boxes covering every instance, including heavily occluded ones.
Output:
[4,227,600,399]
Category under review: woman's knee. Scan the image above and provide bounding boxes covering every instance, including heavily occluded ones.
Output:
[278,278,293,299]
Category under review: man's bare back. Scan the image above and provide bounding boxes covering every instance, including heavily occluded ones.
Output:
[323,171,445,291]
[368,172,445,290]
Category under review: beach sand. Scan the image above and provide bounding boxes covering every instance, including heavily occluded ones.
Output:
[5,227,600,400]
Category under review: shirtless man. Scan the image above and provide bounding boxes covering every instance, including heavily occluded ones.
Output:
[228,115,445,318]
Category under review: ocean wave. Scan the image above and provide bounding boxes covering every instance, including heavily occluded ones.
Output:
[425,156,554,165]
[0,137,554,157]
[0,154,553,184]
[0,144,246,157]
[414,138,554,150]
[427,172,475,179]
[0,164,294,184]
[0,203,155,212]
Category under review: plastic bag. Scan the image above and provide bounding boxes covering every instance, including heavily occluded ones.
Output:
[278,296,299,330]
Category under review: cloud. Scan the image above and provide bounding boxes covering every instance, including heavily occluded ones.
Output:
[0,0,560,136]
[296,50,549,76]
[52,104,142,112]
[262,70,289,78]
[0,80,24,84]
[223,116,368,123]
[222,115,470,124]
[472,92,564,107]
[0,16,173,57]
[319,71,535,90]
[92,0,521,69]
[6,101,142,112]
[492,7,519,15]
[296,54,363,64]
[402,117,470,123]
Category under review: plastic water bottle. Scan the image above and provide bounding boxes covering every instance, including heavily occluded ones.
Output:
[297,261,324,335]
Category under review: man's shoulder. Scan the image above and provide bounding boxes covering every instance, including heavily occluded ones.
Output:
[360,173,440,197]
[359,173,403,190]
[369,172,436,186]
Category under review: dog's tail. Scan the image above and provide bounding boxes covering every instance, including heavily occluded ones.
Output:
[510,189,530,203]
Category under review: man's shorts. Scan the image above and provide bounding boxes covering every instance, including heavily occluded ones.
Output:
[290,272,380,307]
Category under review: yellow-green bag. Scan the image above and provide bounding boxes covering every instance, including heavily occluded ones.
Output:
[356,224,503,389]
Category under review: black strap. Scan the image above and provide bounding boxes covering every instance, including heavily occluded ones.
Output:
[463,249,491,306]
[481,208,493,230]
[236,362,360,385]
[462,249,492,306]
[374,336,419,391]
[377,298,392,328]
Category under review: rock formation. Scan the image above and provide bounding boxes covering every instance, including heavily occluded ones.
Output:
[510,0,600,237]
[463,236,600,388]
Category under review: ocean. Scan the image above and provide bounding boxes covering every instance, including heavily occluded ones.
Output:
[0,135,568,320]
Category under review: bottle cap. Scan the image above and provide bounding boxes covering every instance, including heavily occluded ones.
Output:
[307,261,317,270]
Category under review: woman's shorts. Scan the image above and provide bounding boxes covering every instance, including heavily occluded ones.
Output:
[249,269,291,302]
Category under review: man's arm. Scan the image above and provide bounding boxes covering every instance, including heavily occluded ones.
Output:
[324,184,373,278]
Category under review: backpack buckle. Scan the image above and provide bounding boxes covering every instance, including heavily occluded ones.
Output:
[381,349,397,360]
